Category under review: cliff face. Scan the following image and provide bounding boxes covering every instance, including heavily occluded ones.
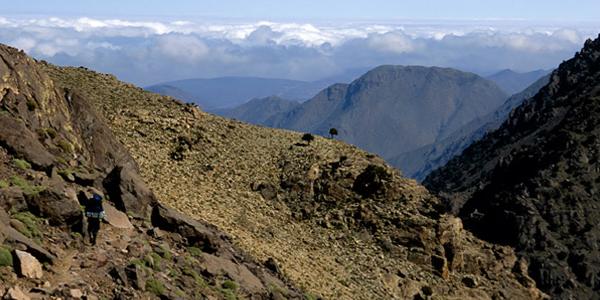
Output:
[46,60,545,298]
[0,44,303,299]
[424,35,600,299]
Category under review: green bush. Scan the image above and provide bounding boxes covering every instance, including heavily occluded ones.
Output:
[187,246,203,257]
[9,176,46,196]
[0,180,9,189]
[144,252,163,270]
[0,246,13,267]
[304,293,318,300]
[301,133,315,144]
[222,280,238,291]
[221,288,237,300]
[13,159,32,170]
[57,139,74,154]
[222,279,239,300]
[12,211,41,238]
[145,278,166,296]
[157,245,173,260]
[182,266,207,287]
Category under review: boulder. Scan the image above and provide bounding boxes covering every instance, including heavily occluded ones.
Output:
[125,264,147,291]
[0,115,55,170]
[202,253,265,293]
[26,185,82,226]
[151,204,222,253]
[0,207,9,225]
[0,187,26,212]
[4,286,30,300]
[103,166,156,218]
[103,202,133,230]
[14,250,43,279]
[69,289,83,299]
[2,227,56,263]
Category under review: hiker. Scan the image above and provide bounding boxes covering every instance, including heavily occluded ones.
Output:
[85,191,105,245]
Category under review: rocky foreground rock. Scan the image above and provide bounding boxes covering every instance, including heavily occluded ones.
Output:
[425,34,600,299]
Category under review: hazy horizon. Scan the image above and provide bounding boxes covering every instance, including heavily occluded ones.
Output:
[1,1,599,85]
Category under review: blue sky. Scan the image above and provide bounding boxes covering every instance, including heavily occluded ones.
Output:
[4,0,600,21]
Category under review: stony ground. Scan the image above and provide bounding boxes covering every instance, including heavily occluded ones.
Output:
[0,44,300,300]
[45,64,546,299]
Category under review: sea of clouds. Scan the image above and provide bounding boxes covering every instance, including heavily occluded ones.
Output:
[0,16,598,85]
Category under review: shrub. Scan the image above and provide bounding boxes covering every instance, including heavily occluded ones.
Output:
[145,278,166,296]
[187,246,203,257]
[57,139,74,154]
[352,164,390,197]
[329,128,338,139]
[0,180,9,189]
[304,293,318,300]
[12,211,41,238]
[0,246,13,267]
[157,245,173,260]
[13,159,32,170]
[9,176,46,196]
[145,252,163,270]
[301,133,315,145]
[222,280,238,291]
[221,289,237,300]
[182,266,207,287]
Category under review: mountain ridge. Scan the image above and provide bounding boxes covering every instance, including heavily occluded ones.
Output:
[424,34,600,299]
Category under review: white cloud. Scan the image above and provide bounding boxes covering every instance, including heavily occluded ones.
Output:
[0,16,596,85]
[367,31,419,54]
[10,37,36,52]
[155,34,209,62]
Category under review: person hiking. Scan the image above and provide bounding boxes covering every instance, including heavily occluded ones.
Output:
[84,190,105,245]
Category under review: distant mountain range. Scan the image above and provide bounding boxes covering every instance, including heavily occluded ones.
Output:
[486,69,551,95]
[214,66,553,180]
[145,68,368,109]
[211,96,300,124]
[217,65,508,171]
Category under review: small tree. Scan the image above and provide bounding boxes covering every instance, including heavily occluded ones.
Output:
[301,133,315,145]
[329,128,338,139]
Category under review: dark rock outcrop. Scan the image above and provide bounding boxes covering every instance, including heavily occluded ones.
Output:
[25,185,82,227]
[0,115,55,170]
[425,35,600,299]
[151,204,223,253]
[103,166,156,218]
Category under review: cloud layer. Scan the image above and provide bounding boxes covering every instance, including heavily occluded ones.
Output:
[0,16,597,85]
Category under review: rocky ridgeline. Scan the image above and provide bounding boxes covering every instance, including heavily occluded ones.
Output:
[45,49,547,298]
[425,35,600,299]
[0,44,302,299]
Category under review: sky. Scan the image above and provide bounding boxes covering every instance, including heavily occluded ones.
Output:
[4,0,600,21]
[1,1,599,86]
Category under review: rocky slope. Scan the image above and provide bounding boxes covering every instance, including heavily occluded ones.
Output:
[45,58,546,298]
[0,44,302,299]
[424,35,600,299]
[393,74,551,181]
